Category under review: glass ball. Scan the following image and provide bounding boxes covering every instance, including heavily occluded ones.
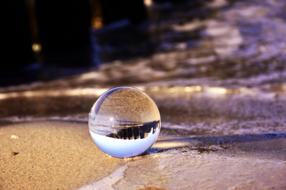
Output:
[88,87,161,158]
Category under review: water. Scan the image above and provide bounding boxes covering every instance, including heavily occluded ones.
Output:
[88,87,161,158]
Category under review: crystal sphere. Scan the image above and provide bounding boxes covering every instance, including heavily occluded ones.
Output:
[88,87,161,158]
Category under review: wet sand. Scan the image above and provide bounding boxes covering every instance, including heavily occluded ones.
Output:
[114,149,286,190]
[0,122,122,190]
[78,134,286,190]
[1,121,285,190]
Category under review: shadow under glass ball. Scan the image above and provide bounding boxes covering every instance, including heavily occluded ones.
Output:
[88,87,161,158]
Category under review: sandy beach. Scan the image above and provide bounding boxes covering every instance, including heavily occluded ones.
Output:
[0,122,122,190]
[1,121,286,190]
[1,0,286,189]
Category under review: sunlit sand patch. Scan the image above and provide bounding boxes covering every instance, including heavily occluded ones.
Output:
[0,88,108,100]
[0,85,272,101]
[0,121,123,190]
[152,141,189,149]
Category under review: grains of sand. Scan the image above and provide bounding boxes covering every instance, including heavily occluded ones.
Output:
[0,121,123,190]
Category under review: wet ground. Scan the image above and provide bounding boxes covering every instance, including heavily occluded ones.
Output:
[1,0,286,189]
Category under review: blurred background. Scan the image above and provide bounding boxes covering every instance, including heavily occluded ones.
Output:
[2,0,151,86]
[4,0,286,86]
[1,0,286,127]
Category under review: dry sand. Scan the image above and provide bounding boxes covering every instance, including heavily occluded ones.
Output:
[0,121,122,190]
[1,122,286,190]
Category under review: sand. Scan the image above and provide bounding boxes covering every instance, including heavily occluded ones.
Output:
[79,137,286,190]
[0,121,122,190]
[0,122,286,190]
[0,0,286,189]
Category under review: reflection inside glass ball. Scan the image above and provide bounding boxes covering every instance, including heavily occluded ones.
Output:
[88,87,161,158]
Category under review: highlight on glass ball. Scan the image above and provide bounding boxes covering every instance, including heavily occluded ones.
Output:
[88,86,161,158]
